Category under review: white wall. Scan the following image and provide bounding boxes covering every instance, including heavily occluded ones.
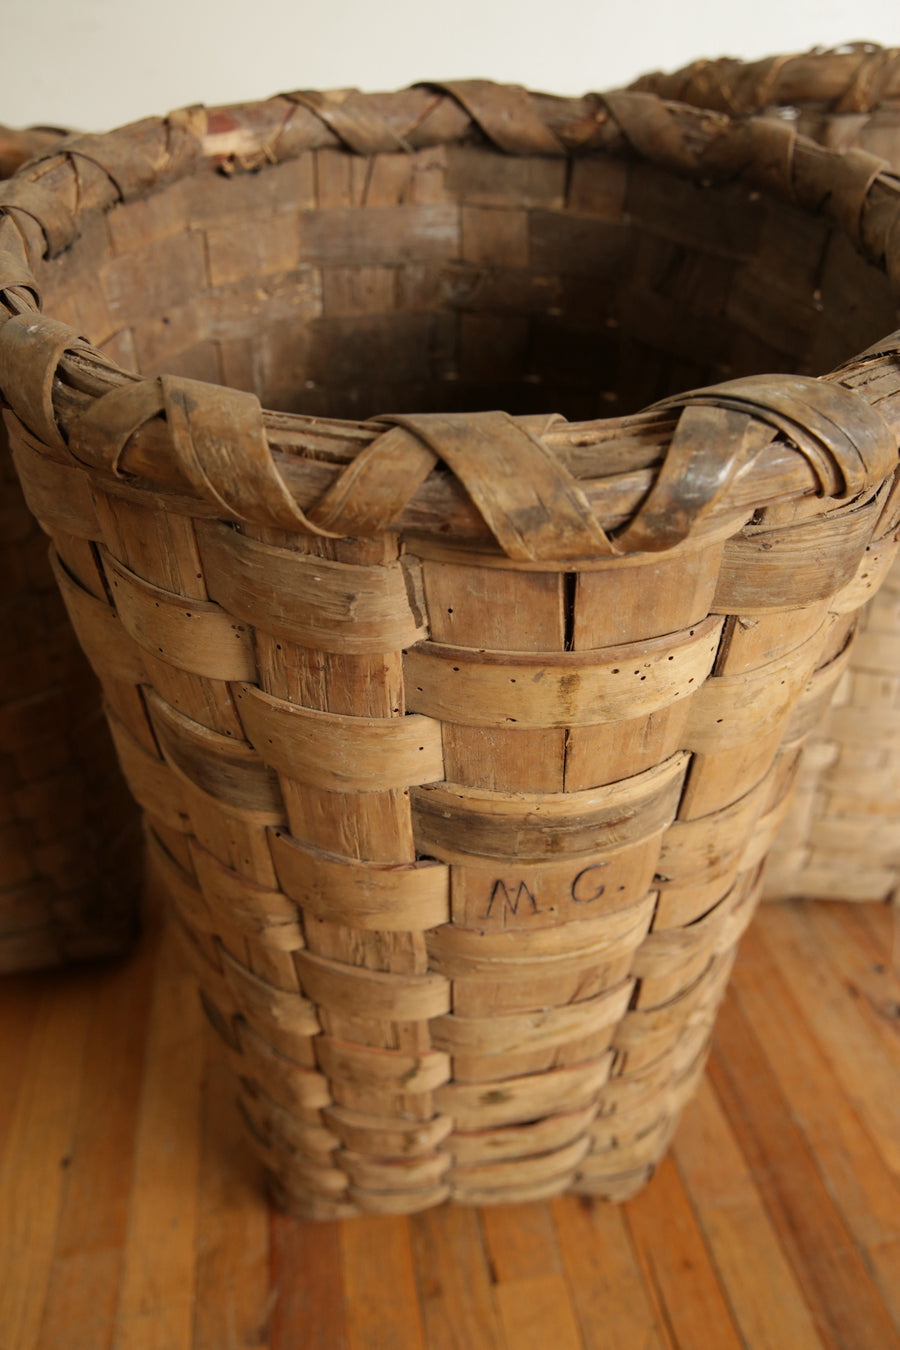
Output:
[3,0,898,130]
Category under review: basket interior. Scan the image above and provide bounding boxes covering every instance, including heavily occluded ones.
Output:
[39,141,900,424]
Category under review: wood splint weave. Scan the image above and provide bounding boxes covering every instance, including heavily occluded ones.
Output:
[1,83,898,1212]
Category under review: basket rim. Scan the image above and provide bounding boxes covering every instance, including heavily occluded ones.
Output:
[630,42,900,117]
[1,82,899,560]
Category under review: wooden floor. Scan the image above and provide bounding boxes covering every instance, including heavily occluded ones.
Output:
[1,896,898,1350]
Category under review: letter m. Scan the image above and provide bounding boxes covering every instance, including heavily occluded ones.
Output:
[485,878,538,918]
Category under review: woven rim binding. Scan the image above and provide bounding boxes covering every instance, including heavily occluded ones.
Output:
[1,84,899,562]
[0,124,67,178]
[630,42,900,117]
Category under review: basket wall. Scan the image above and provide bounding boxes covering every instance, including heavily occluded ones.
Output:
[632,45,900,901]
[1,87,899,1214]
[0,126,140,973]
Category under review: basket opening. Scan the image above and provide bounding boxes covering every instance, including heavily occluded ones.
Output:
[41,145,899,424]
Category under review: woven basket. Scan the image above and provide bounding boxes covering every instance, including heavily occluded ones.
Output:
[0,125,140,973]
[2,85,899,1215]
[632,45,900,902]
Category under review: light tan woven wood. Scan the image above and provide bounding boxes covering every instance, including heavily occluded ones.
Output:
[0,125,140,973]
[632,45,900,902]
[1,85,899,1214]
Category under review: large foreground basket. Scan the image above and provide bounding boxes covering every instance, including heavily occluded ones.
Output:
[0,125,140,973]
[1,84,899,1215]
[633,46,900,900]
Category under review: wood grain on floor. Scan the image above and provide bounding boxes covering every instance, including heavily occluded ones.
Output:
[1,899,898,1350]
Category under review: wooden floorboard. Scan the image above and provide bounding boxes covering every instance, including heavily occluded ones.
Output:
[193,1035,269,1350]
[113,917,205,1350]
[728,918,900,1330]
[624,1152,746,1350]
[409,1207,505,1350]
[38,928,156,1350]
[269,1214,346,1350]
[551,1195,667,1350]
[1,899,898,1350]
[757,903,900,1176]
[670,1078,825,1350]
[1,970,97,1350]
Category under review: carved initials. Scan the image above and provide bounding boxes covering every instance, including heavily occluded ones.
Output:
[480,864,610,918]
[484,878,539,918]
[570,863,607,904]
